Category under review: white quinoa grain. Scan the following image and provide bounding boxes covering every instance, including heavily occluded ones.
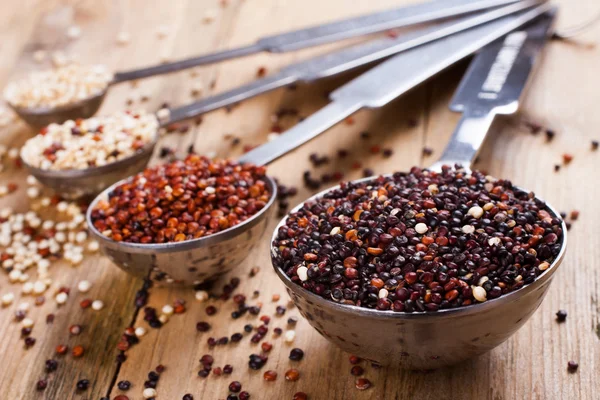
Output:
[55,292,68,305]
[162,304,174,315]
[143,388,157,399]
[8,148,19,159]
[33,280,46,294]
[87,240,99,252]
[461,225,475,234]
[284,330,296,344]
[22,282,34,294]
[473,286,487,302]
[415,223,428,234]
[1,292,15,306]
[195,290,209,302]
[467,206,484,219]
[77,280,91,293]
[296,266,308,282]
[26,175,38,186]
[156,107,170,121]
[135,326,147,337]
[26,187,40,199]
[538,261,550,271]
[22,318,34,328]
[488,237,501,246]
[91,300,104,310]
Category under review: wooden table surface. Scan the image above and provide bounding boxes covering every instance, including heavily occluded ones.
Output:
[1,1,599,399]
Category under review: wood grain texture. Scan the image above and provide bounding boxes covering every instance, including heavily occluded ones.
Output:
[0,0,598,399]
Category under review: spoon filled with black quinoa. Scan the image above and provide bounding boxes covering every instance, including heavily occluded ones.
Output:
[272,165,564,312]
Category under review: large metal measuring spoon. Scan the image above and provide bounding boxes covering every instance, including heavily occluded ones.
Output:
[271,8,567,370]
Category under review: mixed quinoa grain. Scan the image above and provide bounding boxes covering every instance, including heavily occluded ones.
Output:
[21,110,158,170]
[273,166,564,312]
[4,64,112,109]
[90,155,271,243]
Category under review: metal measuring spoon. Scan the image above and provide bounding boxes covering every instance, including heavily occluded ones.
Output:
[85,5,550,285]
[272,9,566,370]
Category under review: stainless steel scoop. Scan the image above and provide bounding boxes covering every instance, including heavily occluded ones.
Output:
[25,3,548,200]
[86,4,551,285]
[272,9,565,370]
[10,0,526,128]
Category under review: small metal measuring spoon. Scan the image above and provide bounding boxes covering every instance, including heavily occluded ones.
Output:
[86,5,550,285]
[10,0,523,129]
[271,9,567,370]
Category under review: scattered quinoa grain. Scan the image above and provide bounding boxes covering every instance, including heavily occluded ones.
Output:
[355,378,372,390]
[143,388,157,398]
[556,309,567,322]
[91,300,104,310]
[567,361,579,372]
[285,368,300,381]
[263,370,278,381]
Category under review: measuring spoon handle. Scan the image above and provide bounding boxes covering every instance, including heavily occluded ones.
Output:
[239,100,361,166]
[111,44,262,83]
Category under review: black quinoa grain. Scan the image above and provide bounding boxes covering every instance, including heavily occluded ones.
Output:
[556,309,567,322]
[76,379,90,391]
[117,380,131,390]
[229,381,242,392]
[248,354,267,370]
[591,140,598,150]
[231,332,243,342]
[567,361,579,372]
[198,369,210,378]
[239,391,251,400]
[45,359,58,372]
[289,348,304,361]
